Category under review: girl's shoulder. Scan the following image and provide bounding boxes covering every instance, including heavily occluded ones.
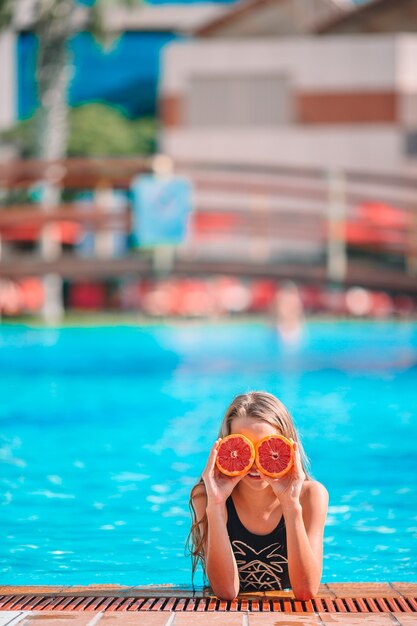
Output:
[191,482,208,510]
[192,482,207,499]
[300,479,329,508]
[299,480,328,530]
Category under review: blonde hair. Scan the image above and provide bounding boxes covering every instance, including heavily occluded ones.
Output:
[186,391,311,581]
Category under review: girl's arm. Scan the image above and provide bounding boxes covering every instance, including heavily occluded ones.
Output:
[192,440,242,600]
[282,480,328,600]
[264,443,328,600]
[192,489,240,600]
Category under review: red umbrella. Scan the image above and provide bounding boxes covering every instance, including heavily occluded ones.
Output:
[355,202,410,229]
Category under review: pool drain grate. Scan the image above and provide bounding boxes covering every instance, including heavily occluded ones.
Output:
[0,595,416,613]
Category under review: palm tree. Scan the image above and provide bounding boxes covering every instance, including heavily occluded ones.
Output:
[1,0,138,161]
[0,0,139,321]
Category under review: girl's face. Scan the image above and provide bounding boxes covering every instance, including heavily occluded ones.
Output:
[230,415,280,489]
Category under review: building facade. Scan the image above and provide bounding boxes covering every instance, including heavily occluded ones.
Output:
[159,34,417,174]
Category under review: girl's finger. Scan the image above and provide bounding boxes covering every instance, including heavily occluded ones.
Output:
[258,472,274,486]
[292,442,305,480]
[205,438,221,473]
[293,442,302,470]
[230,472,245,487]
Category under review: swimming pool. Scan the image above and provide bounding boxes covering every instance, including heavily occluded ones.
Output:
[0,321,416,586]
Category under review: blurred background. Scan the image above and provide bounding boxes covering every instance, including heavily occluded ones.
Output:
[0,0,417,590]
[1,0,417,321]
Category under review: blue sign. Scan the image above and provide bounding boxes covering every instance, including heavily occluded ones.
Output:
[131,175,193,247]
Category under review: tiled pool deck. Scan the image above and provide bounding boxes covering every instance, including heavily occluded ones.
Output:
[0,584,416,625]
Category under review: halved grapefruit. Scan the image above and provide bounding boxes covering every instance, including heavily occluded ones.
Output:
[255,435,294,478]
[215,434,255,476]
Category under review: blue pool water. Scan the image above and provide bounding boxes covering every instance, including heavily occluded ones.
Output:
[0,321,416,586]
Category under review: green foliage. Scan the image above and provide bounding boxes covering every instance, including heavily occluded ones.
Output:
[0,0,147,160]
[0,0,13,31]
[0,117,37,158]
[89,0,142,46]
[1,103,157,157]
[69,103,156,156]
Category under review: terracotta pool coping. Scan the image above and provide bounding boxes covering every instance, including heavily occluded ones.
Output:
[0,585,416,625]
[1,583,416,598]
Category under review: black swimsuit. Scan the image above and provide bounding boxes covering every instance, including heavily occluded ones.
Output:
[226,496,291,591]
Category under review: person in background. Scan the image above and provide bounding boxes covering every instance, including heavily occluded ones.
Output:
[274,281,304,345]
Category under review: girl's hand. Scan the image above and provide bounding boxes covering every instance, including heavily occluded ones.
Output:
[261,442,306,506]
[202,439,244,506]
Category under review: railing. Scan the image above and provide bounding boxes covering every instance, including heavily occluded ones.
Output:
[1,158,417,292]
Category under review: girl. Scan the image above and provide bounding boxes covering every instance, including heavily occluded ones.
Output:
[188,391,328,600]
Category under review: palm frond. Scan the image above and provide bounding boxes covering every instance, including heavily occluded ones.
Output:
[89,0,143,44]
[96,0,141,9]
[0,0,13,31]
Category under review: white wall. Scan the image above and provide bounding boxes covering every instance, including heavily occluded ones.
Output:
[162,126,407,174]
[161,35,400,95]
[396,36,417,91]
[396,36,417,127]
[0,30,16,131]
[160,34,417,174]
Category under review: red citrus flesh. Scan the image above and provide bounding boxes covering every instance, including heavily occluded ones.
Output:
[255,435,294,478]
[215,434,255,476]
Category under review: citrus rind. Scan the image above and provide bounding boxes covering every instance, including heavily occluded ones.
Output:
[215,434,256,477]
[255,434,294,478]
